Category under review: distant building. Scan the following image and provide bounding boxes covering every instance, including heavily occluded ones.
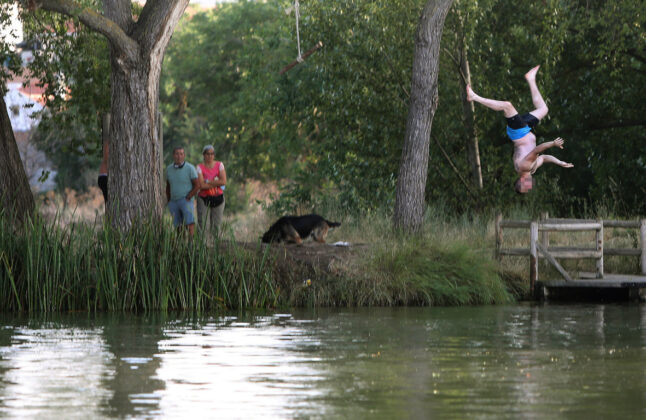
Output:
[4,80,57,192]
[5,79,44,131]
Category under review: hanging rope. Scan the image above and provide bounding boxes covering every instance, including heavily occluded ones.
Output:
[295,0,303,62]
[280,0,323,75]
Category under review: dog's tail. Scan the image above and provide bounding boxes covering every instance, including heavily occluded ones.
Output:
[326,220,341,228]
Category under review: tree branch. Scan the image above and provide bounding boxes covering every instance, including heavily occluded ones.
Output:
[133,0,189,53]
[441,46,460,68]
[381,48,410,102]
[103,0,134,33]
[432,134,479,202]
[37,0,139,62]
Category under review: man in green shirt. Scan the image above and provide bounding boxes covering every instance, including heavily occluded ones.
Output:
[166,146,200,236]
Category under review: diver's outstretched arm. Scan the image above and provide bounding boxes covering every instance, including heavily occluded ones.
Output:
[541,155,574,168]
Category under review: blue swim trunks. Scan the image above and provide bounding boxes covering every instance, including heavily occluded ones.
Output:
[168,198,195,227]
[506,113,539,140]
[507,125,532,140]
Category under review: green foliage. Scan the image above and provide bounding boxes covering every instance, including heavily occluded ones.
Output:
[19,1,111,191]
[0,4,23,83]
[162,0,421,213]
[161,0,644,217]
[4,0,643,215]
[161,1,298,179]
[546,1,646,215]
[281,0,420,211]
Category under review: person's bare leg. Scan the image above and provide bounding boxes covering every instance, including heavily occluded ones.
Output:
[525,65,548,120]
[467,85,518,118]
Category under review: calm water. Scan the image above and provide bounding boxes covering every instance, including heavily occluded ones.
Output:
[1,304,645,419]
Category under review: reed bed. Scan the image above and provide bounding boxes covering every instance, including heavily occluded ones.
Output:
[0,211,280,312]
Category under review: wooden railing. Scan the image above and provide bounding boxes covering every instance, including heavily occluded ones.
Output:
[495,214,646,294]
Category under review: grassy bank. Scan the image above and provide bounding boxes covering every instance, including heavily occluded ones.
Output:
[289,208,518,306]
[0,205,524,312]
[287,205,645,306]
[26,200,645,311]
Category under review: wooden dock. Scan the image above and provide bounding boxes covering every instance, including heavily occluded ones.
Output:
[495,214,646,300]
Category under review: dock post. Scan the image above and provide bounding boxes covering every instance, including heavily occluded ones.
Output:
[641,219,646,275]
[495,213,503,261]
[530,221,539,298]
[596,219,604,278]
[540,212,549,253]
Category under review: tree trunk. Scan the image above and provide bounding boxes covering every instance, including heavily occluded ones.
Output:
[105,0,187,231]
[458,43,483,190]
[38,0,189,231]
[0,92,35,222]
[393,0,453,233]
[106,57,165,228]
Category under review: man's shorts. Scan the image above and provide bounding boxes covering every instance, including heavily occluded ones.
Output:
[506,113,539,140]
[168,198,195,227]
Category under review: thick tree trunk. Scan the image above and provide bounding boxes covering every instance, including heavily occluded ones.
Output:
[106,58,165,228]
[104,0,188,231]
[0,92,35,222]
[458,45,483,190]
[393,0,453,233]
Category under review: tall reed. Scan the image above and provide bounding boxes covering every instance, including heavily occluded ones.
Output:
[0,211,279,312]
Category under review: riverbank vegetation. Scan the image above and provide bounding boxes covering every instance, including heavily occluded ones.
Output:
[4,199,645,312]
[0,206,521,312]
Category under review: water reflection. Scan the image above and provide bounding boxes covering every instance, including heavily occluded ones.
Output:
[99,313,166,417]
[155,314,327,418]
[0,316,112,419]
[0,305,645,418]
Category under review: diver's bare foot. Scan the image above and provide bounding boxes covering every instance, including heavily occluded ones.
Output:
[525,65,540,82]
[466,85,475,101]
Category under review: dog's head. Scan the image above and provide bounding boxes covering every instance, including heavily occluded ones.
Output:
[262,228,280,243]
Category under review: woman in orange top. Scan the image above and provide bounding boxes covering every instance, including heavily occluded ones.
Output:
[196,144,226,235]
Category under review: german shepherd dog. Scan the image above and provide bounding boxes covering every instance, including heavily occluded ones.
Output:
[262,214,341,244]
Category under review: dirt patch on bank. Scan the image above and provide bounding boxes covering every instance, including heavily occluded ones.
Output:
[234,241,369,279]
